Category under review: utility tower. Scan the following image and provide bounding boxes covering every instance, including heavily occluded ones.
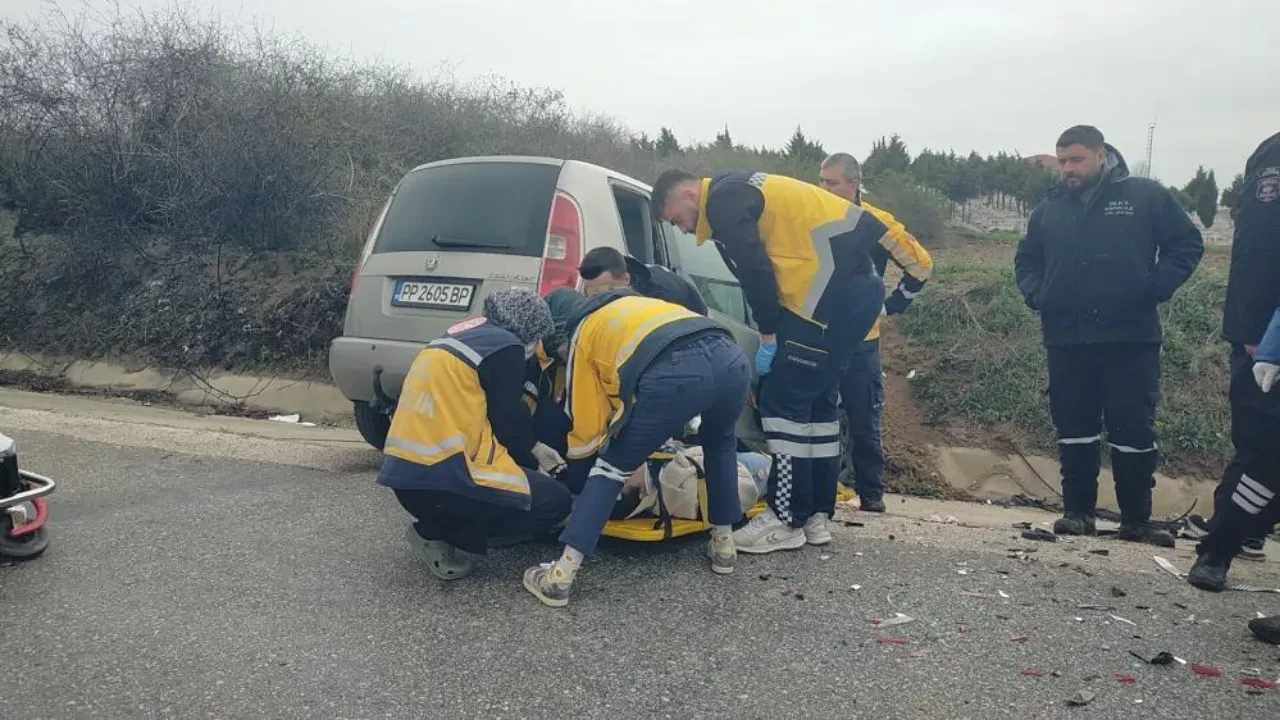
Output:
[1143,118,1156,178]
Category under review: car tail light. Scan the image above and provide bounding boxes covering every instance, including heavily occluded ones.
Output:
[539,191,583,296]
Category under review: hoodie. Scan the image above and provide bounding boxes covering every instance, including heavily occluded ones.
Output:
[1014,143,1205,347]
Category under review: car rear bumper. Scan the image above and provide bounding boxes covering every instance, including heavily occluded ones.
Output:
[328,336,426,404]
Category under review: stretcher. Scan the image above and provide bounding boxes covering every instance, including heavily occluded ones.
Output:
[598,449,854,542]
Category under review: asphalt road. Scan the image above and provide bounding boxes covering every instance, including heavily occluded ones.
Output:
[2,403,1279,719]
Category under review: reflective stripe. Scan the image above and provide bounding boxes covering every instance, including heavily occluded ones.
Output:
[802,206,865,318]
[523,381,538,395]
[1058,435,1101,445]
[767,438,842,458]
[1233,490,1265,515]
[428,337,483,366]
[385,435,466,457]
[567,435,602,458]
[762,417,840,437]
[1107,442,1157,454]
[1241,474,1275,501]
[899,286,922,299]
[589,457,630,484]
[614,308,690,367]
[1235,482,1269,511]
[563,318,587,425]
[472,470,531,495]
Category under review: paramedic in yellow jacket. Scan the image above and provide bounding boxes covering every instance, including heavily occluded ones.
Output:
[522,289,751,608]
[379,290,572,581]
[652,169,889,555]
[819,152,934,514]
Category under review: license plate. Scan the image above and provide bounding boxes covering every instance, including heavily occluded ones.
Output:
[392,279,475,310]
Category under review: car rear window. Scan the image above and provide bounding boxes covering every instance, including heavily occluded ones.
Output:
[372,161,561,257]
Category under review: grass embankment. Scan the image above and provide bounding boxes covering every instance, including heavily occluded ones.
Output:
[896,237,1231,478]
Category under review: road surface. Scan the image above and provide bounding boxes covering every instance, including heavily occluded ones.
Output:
[1,390,1278,719]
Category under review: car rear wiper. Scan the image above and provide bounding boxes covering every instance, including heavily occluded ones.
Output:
[431,235,510,249]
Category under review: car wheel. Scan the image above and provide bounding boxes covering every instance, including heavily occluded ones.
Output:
[353,401,390,450]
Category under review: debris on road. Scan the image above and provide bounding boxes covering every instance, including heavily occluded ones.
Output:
[1021,529,1057,543]
[1110,586,1127,598]
[1077,604,1116,611]
[1191,664,1223,678]
[1241,677,1276,691]
[869,613,915,627]
[1066,690,1096,707]
[1089,549,1111,556]
[926,514,960,524]
[1010,635,1030,643]
[1109,614,1137,627]
[1115,673,1137,685]
[1129,650,1178,666]
[819,554,830,561]
[780,587,794,597]
[998,590,1010,599]
[1021,668,1048,677]
[876,637,910,646]
[850,584,862,591]
[1013,521,1033,530]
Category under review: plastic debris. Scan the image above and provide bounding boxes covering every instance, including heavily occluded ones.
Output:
[1241,677,1276,690]
[1089,549,1111,556]
[1130,650,1177,666]
[1153,555,1183,578]
[1110,586,1127,598]
[960,591,990,599]
[1077,604,1115,611]
[758,574,771,581]
[876,637,909,646]
[854,551,864,556]
[1115,673,1137,685]
[1010,635,1030,643]
[1066,690,1096,707]
[957,569,970,576]
[1021,529,1057,543]
[1110,614,1137,626]
[1012,521,1033,530]
[1191,664,1223,678]
[819,554,831,561]
[907,370,917,380]
[780,587,794,597]
[869,613,915,627]
[998,590,1010,599]
[1021,668,1048,677]
[850,584,862,591]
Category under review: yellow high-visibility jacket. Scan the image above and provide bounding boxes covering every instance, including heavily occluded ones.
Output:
[694,171,889,334]
[861,200,934,341]
[563,291,724,460]
[377,320,531,510]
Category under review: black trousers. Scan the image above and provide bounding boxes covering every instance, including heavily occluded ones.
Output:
[1198,346,1280,559]
[393,470,572,555]
[1047,342,1161,520]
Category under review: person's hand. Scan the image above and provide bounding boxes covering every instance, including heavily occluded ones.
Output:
[531,442,567,475]
[755,338,777,376]
[1255,362,1279,393]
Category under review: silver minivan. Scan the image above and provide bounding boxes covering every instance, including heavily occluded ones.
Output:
[328,156,765,451]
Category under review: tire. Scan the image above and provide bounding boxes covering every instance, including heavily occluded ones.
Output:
[353,401,391,450]
[0,521,49,560]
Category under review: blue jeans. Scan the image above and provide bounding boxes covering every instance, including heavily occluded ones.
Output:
[839,338,885,500]
[559,334,751,557]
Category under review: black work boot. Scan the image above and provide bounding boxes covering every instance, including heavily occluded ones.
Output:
[1187,552,1230,592]
[860,496,886,513]
[1114,482,1175,548]
[1248,615,1280,645]
[1117,522,1176,548]
[1053,512,1097,536]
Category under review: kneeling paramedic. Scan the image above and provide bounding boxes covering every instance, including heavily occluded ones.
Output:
[379,290,572,580]
[522,290,751,607]
[652,169,889,554]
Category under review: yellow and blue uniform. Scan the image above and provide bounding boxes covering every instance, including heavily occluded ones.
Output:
[555,289,752,557]
[696,171,888,527]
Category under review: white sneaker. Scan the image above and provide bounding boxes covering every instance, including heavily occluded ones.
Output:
[804,513,833,546]
[732,508,806,554]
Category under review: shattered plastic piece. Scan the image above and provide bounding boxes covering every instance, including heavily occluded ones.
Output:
[1066,690,1096,707]
[1010,635,1030,643]
[1021,529,1057,543]
[850,584,862,591]
[957,569,970,576]
[1150,652,1176,666]
[870,613,915,627]
[1241,677,1276,690]
[780,587,794,597]
[1115,673,1137,685]
[907,370,917,380]
[819,554,831,561]
[998,590,1010,599]
[1110,586,1127,598]
[960,591,990,599]
[854,551,864,557]
[758,574,771,581]
[1021,668,1048,677]
[1109,614,1137,626]
[1077,604,1115,611]
[1089,549,1111,556]
[1191,664,1223,678]
[876,637,909,646]
[794,593,806,600]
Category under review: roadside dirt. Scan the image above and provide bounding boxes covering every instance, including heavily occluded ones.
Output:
[0,368,275,421]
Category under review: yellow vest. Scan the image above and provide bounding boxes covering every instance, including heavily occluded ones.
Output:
[564,292,722,460]
[378,320,530,509]
[859,200,934,341]
[695,172,886,329]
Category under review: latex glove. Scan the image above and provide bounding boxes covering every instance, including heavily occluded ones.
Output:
[531,442,567,475]
[755,339,777,376]
[684,414,702,437]
[1255,362,1280,393]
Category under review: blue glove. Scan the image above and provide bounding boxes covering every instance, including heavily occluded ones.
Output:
[755,340,777,376]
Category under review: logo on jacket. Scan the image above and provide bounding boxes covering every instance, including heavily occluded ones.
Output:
[1257,167,1279,203]
[1103,200,1136,217]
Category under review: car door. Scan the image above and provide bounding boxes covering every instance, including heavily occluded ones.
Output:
[655,223,766,448]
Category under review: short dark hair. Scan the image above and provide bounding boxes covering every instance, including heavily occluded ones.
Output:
[650,168,698,216]
[1056,125,1105,150]
[578,246,628,280]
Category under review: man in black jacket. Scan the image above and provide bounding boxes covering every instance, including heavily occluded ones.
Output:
[1015,125,1204,547]
[578,246,709,315]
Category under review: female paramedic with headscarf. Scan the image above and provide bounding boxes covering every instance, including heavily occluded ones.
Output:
[378,289,573,581]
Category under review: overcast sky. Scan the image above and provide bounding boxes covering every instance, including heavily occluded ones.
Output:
[5,0,1277,185]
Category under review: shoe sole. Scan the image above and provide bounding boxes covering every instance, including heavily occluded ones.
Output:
[806,535,833,546]
[406,527,475,581]
[711,563,735,576]
[736,535,808,555]
[1237,551,1267,562]
[1248,620,1280,645]
[522,575,569,608]
[1187,575,1227,593]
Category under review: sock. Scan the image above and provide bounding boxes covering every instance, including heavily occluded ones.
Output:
[711,525,732,540]
[551,546,584,583]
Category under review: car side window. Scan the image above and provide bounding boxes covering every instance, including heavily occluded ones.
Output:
[662,225,751,326]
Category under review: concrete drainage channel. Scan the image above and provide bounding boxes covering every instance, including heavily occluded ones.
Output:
[0,352,1220,515]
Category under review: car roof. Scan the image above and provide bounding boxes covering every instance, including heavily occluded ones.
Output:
[405,155,653,192]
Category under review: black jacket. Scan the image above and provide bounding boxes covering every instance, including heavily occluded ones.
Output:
[1014,144,1204,347]
[1222,131,1280,346]
[623,257,709,316]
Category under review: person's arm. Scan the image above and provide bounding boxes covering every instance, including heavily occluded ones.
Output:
[865,205,933,315]
[476,345,539,470]
[1147,186,1205,302]
[1014,205,1046,310]
[649,264,709,316]
[704,181,783,336]
[1258,307,1280,364]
